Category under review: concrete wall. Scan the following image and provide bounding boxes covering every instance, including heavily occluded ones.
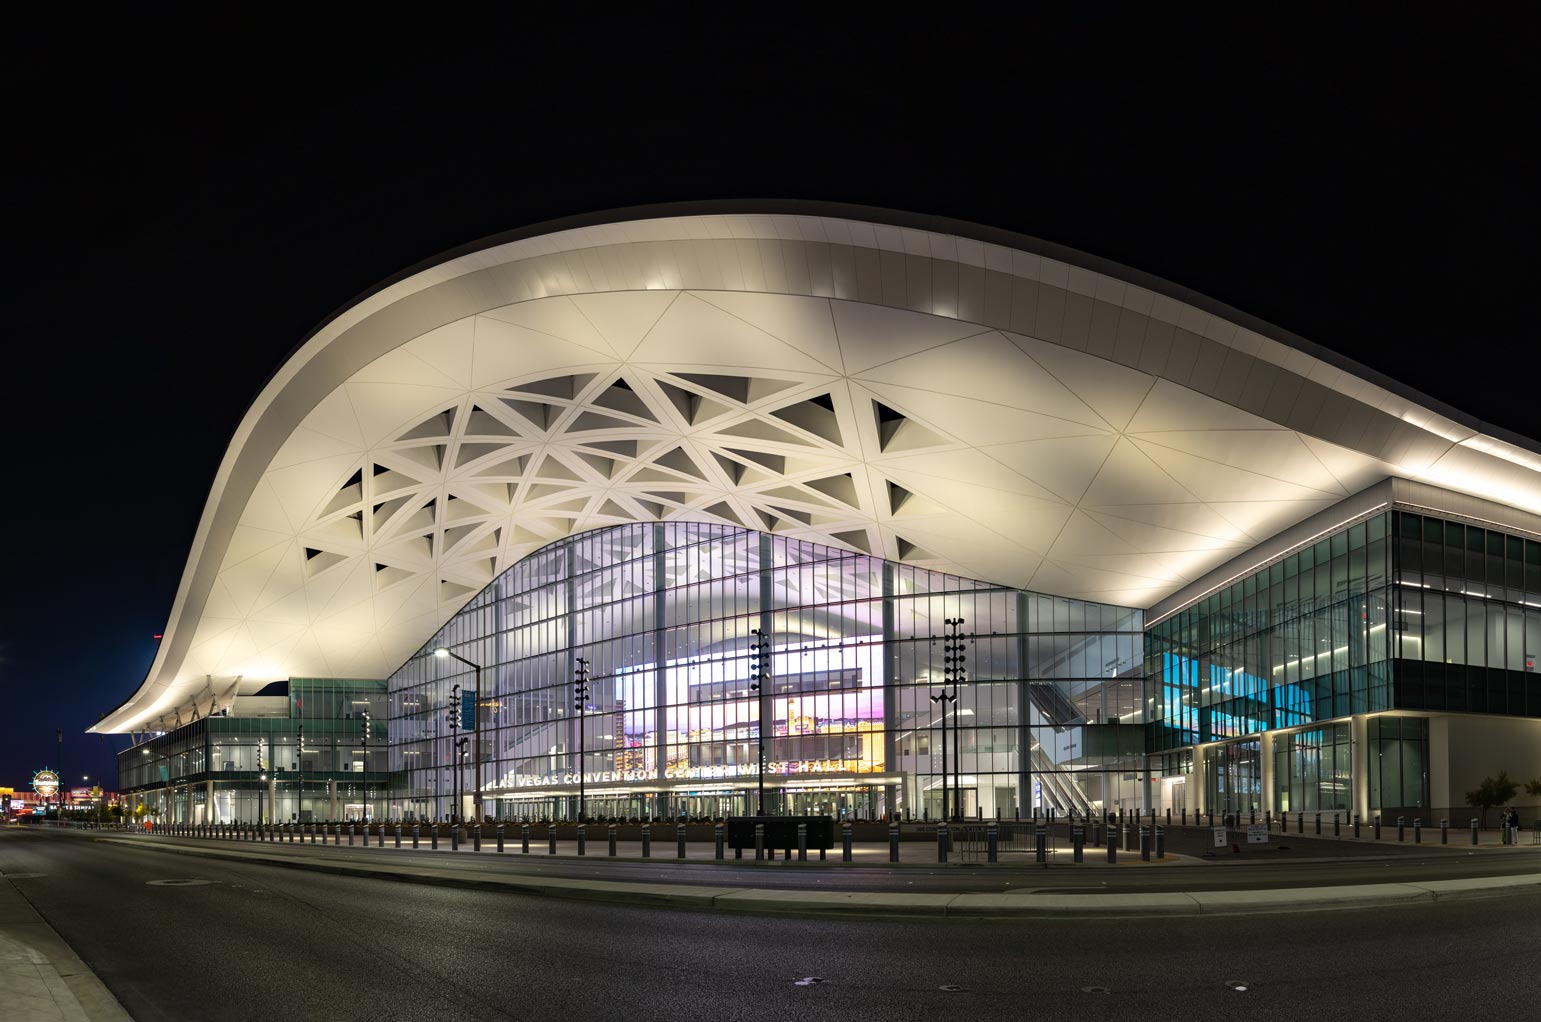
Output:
[1438,713,1541,816]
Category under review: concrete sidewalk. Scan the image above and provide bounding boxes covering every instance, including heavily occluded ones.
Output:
[88,831,1541,919]
[0,874,131,1022]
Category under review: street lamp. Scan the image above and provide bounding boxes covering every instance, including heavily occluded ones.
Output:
[943,617,970,822]
[434,648,483,823]
[573,657,591,823]
[748,628,771,816]
[359,711,371,823]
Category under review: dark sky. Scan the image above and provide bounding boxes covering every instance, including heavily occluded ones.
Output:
[2,11,1537,788]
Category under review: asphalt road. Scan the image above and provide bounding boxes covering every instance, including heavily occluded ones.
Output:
[91,828,1541,894]
[4,827,1540,1022]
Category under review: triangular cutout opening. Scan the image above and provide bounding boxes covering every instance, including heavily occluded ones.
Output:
[804,473,861,508]
[591,379,658,421]
[465,407,518,437]
[703,501,745,527]
[398,409,455,442]
[396,444,445,473]
[895,536,935,561]
[715,418,814,447]
[887,480,913,515]
[506,373,595,400]
[725,448,786,475]
[771,394,843,445]
[831,529,871,554]
[656,446,706,480]
[872,399,947,452]
[712,451,745,484]
[499,398,560,430]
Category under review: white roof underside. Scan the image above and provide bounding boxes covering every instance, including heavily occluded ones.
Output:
[94,206,1541,733]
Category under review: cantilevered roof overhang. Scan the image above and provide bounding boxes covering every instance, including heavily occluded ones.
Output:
[93,202,1541,734]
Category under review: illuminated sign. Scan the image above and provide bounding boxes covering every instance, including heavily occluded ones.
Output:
[32,769,60,798]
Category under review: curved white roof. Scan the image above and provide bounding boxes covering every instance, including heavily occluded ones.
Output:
[95,203,1541,733]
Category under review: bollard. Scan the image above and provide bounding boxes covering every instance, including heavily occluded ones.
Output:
[474,824,482,852]
[1249,808,1256,825]
[679,825,688,860]
[1166,808,1171,827]
[1397,816,1405,842]
[1413,818,1422,844]
[1441,818,1449,845]
[412,824,420,849]
[1155,825,1165,859]
[715,823,725,860]
[1140,825,1151,862]
[576,824,585,856]
[395,823,402,849]
[987,822,999,863]
[288,824,295,843]
[496,823,504,853]
[641,824,651,858]
[1334,813,1341,837]
[842,822,853,863]
[548,827,557,856]
[310,824,317,845]
[1072,824,1084,863]
[335,824,342,845]
[348,824,355,847]
[1299,812,1305,835]
[1035,825,1047,865]
[1208,808,1214,827]
[1182,808,1187,827]
[1315,812,1322,836]
[797,823,808,862]
[1353,812,1361,838]
[431,826,438,850]
[1107,831,1117,863]
[521,823,530,854]
[1374,815,1382,840]
[889,821,900,863]
[1471,818,1479,846]
[755,822,765,861]
[938,823,950,863]
[609,824,618,857]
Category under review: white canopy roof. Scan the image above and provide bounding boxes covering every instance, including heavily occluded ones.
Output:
[94,203,1541,733]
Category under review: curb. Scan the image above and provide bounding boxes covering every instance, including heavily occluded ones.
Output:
[90,836,1541,919]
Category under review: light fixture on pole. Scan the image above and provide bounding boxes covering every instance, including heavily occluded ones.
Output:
[359,710,371,823]
[943,617,969,822]
[748,628,771,816]
[573,657,591,823]
[435,647,483,824]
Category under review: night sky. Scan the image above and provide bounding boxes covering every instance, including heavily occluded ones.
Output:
[3,11,1537,788]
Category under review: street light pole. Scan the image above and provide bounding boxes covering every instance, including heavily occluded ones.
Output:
[944,617,969,822]
[447,682,460,823]
[434,648,484,823]
[296,724,305,824]
[359,711,371,823]
[257,739,267,826]
[749,628,770,816]
[573,657,590,823]
[929,684,953,823]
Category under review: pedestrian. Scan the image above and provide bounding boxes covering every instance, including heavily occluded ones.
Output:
[1509,807,1522,845]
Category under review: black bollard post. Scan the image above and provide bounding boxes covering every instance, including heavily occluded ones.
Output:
[797,823,807,862]
[1397,816,1405,842]
[521,823,530,854]
[678,825,687,860]
[641,823,651,858]
[889,821,900,863]
[754,822,764,862]
[1374,815,1382,840]
[1413,818,1422,844]
[1155,825,1165,859]
[938,823,950,863]
[1035,824,1047,865]
[1334,813,1340,838]
[842,822,852,862]
[1353,812,1361,838]
[1471,818,1479,846]
[395,823,402,849]
[609,824,618,857]
[1107,832,1117,864]
[1299,812,1305,835]
[548,826,557,856]
[495,823,504,853]
[1166,808,1171,828]
[450,823,457,851]
[1441,818,1448,845]
[412,824,420,849]
[473,824,482,852]
[431,825,438,850]
[1073,824,1084,863]
[715,823,724,860]
[1140,825,1151,862]
[987,822,998,863]
[1315,812,1322,836]
[576,823,585,856]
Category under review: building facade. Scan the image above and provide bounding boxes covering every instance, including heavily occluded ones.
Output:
[95,205,1541,825]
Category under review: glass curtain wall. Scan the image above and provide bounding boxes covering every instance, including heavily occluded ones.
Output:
[1389,511,1541,714]
[388,522,1145,822]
